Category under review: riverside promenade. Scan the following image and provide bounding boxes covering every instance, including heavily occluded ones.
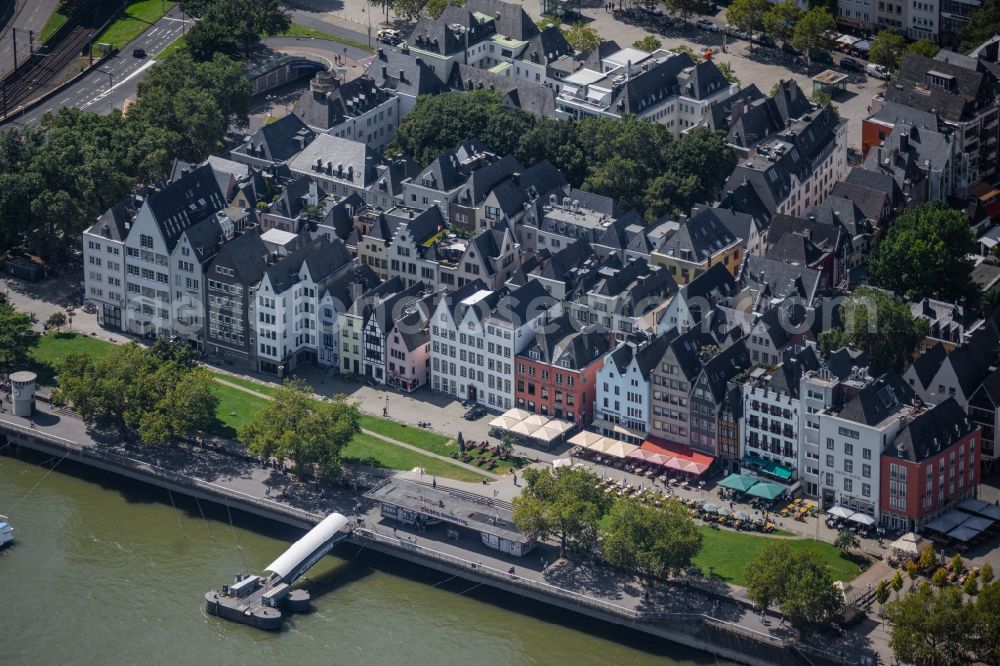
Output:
[0,403,876,665]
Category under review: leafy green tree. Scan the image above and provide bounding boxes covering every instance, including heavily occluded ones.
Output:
[875,579,891,613]
[238,379,360,479]
[919,543,937,571]
[666,0,712,24]
[817,287,929,374]
[892,570,904,596]
[907,39,940,58]
[198,0,291,56]
[46,312,67,333]
[834,527,860,554]
[601,496,702,582]
[726,0,770,47]
[969,581,1000,663]
[389,90,536,166]
[57,0,90,16]
[906,560,919,587]
[744,543,843,630]
[515,118,588,187]
[512,466,611,556]
[780,552,844,631]
[791,7,835,62]
[0,297,39,372]
[633,35,663,51]
[932,567,949,588]
[964,574,979,596]
[869,29,906,70]
[129,52,251,163]
[425,0,463,18]
[884,582,970,665]
[394,0,427,22]
[980,562,994,585]
[871,201,977,301]
[951,554,965,576]
[763,0,804,45]
[745,542,793,610]
[185,17,243,61]
[958,0,1000,52]
[55,340,219,444]
[563,22,602,52]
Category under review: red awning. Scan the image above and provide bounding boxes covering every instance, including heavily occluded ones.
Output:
[641,437,714,469]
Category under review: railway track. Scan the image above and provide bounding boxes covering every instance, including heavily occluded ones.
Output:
[1,0,117,118]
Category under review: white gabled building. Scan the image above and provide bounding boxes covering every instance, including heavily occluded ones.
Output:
[594,335,672,444]
[84,197,136,331]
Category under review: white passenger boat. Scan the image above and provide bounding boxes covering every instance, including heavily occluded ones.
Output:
[0,514,13,547]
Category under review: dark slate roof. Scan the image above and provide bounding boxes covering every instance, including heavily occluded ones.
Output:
[320,193,366,243]
[349,275,405,316]
[885,53,990,122]
[490,278,556,326]
[766,232,824,266]
[973,368,1000,405]
[843,166,905,210]
[146,164,226,252]
[766,346,821,398]
[534,239,595,281]
[323,262,381,313]
[699,339,751,404]
[212,228,270,286]
[271,175,311,218]
[365,49,447,97]
[582,40,622,70]
[522,25,573,65]
[294,75,392,130]
[458,154,523,207]
[181,215,225,265]
[657,208,740,263]
[370,281,427,335]
[435,278,489,321]
[945,328,999,396]
[522,314,610,369]
[234,113,314,163]
[808,196,868,234]
[727,79,811,148]
[709,83,764,131]
[829,181,891,223]
[909,342,948,390]
[823,346,869,380]
[287,134,379,187]
[448,63,556,116]
[94,197,135,242]
[612,52,730,115]
[767,213,845,252]
[264,236,352,293]
[886,398,973,463]
[682,262,739,305]
[468,226,511,277]
[635,333,673,376]
[666,328,718,382]
[570,188,616,216]
[868,100,942,132]
[862,123,956,191]
[838,373,915,426]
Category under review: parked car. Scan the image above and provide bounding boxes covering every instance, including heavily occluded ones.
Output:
[865,62,890,79]
[132,47,146,58]
[464,406,486,420]
[839,56,864,72]
[725,25,748,39]
[696,18,719,32]
[781,42,803,57]
[377,28,402,45]
[808,48,834,64]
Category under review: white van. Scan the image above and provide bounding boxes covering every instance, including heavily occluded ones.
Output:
[865,63,889,80]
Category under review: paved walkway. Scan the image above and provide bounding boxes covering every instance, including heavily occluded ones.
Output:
[212,377,500,480]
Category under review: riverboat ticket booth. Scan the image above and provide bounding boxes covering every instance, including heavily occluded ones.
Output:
[365,478,536,557]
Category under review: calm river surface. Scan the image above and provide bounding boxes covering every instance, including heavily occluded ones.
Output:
[0,452,730,666]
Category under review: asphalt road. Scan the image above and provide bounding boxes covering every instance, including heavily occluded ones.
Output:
[0,9,372,130]
[1,5,189,127]
[0,0,60,79]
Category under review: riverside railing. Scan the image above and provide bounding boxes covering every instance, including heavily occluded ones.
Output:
[0,417,323,525]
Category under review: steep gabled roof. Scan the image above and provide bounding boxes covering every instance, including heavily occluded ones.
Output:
[145,164,226,252]
[838,373,915,427]
[743,255,823,302]
[522,314,610,369]
[234,112,315,163]
[699,339,751,404]
[490,278,555,326]
[887,398,973,463]
[909,342,948,391]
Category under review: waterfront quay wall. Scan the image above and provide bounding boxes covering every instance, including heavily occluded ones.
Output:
[0,420,847,666]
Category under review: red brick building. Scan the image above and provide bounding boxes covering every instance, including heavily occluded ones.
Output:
[879,398,981,532]
[514,315,609,426]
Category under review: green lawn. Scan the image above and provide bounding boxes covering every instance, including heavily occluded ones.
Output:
[343,432,487,482]
[212,373,277,397]
[693,527,864,586]
[358,414,454,455]
[276,22,373,52]
[28,333,115,385]
[209,381,270,439]
[96,0,177,51]
[39,11,69,43]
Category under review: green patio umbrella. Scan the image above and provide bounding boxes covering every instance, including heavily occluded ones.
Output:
[747,482,786,500]
[702,503,719,513]
[717,507,732,517]
[718,473,759,492]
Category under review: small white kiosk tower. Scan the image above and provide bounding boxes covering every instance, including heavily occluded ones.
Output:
[9,371,37,418]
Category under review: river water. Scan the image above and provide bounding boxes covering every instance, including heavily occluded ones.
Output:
[0,452,728,666]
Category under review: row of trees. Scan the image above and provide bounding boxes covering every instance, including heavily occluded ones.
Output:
[726,0,836,58]
[744,542,844,632]
[512,467,704,578]
[55,339,220,445]
[388,90,737,218]
[884,581,1000,664]
[869,29,940,71]
[0,52,250,267]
